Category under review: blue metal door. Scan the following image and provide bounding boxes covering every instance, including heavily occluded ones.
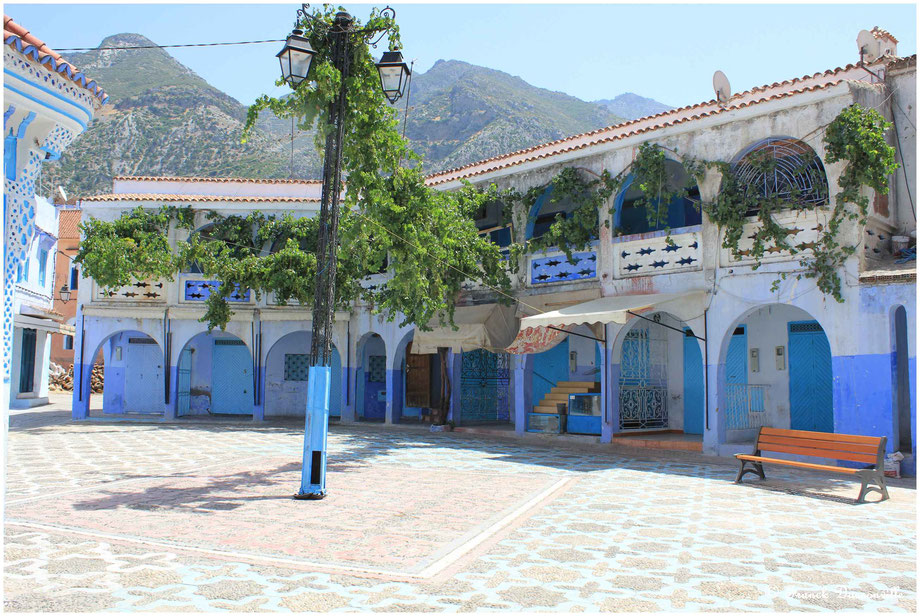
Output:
[788,321,833,432]
[211,339,252,415]
[683,330,704,435]
[364,355,387,419]
[725,326,747,384]
[177,347,191,416]
[124,338,163,413]
[460,349,511,424]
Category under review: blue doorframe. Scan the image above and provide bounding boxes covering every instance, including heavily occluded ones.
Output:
[683,329,704,434]
[788,320,833,432]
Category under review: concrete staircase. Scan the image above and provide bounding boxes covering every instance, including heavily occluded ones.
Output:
[534,381,600,413]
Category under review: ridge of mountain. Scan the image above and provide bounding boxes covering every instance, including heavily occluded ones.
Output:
[42,35,671,197]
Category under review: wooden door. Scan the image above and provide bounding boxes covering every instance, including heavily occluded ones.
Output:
[405,342,431,408]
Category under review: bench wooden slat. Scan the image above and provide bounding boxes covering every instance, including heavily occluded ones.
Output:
[736,454,862,474]
[759,427,882,446]
[757,433,880,456]
[752,442,878,464]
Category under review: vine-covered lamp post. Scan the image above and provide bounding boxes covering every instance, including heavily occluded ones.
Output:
[277,4,410,499]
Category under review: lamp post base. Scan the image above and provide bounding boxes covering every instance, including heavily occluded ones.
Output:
[293,490,327,500]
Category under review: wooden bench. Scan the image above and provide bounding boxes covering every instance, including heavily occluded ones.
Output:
[734,427,889,503]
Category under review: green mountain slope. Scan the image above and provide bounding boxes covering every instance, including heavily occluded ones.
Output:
[43,35,664,197]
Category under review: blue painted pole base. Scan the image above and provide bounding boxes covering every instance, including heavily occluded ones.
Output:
[296,365,331,500]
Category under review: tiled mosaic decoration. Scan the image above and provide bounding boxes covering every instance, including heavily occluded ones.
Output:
[368,355,386,383]
[284,354,310,382]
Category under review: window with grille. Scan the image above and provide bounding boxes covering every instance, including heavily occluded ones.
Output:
[731,137,828,214]
[284,354,311,381]
[63,335,74,350]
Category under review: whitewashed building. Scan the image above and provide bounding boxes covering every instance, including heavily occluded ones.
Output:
[3,16,106,408]
[73,31,916,473]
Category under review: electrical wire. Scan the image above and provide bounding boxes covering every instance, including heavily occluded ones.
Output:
[54,39,284,52]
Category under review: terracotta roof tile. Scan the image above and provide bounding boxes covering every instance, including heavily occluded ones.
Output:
[57,209,82,239]
[425,56,909,187]
[81,193,321,204]
[4,15,108,104]
[871,26,899,44]
[114,175,322,184]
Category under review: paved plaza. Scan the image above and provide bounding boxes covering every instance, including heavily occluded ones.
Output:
[4,395,917,612]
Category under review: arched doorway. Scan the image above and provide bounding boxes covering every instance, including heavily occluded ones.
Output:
[718,303,833,442]
[263,331,342,418]
[356,333,387,421]
[86,330,165,415]
[615,312,702,434]
[176,331,253,416]
[459,348,511,425]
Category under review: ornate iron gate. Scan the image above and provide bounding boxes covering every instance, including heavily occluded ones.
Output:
[460,349,510,424]
[619,321,668,430]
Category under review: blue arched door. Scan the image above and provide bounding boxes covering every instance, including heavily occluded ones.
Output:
[788,321,833,433]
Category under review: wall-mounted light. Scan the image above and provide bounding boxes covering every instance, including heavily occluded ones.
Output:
[59,284,72,303]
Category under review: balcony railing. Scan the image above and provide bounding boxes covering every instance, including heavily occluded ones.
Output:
[719,209,828,267]
[93,279,166,302]
[613,227,702,278]
[527,249,597,286]
[724,383,768,430]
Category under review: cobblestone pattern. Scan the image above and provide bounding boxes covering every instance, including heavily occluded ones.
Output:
[4,398,917,612]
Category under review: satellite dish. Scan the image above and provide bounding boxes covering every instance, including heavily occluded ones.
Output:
[57,186,67,203]
[857,29,877,63]
[713,70,731,103]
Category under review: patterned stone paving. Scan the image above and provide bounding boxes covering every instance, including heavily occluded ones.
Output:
[4,395,917,612]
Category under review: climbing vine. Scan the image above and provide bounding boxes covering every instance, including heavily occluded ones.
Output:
[704,104,898,300]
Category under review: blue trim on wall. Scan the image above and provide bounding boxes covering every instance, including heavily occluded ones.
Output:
[16,111,36,139]
[3,104,15,129]
[524,185,552,241]
[4,68,93,124]
[4,133,16,181]
[3,78,88,129]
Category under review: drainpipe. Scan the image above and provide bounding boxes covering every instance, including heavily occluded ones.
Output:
[704,308,710,431]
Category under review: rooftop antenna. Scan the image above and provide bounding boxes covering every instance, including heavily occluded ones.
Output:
[712,70,731,104]
[857,29,877,64]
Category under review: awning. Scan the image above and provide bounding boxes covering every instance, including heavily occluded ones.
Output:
[514,288,601,318]
[411,303,519,354]
[519,290,710,330]
[14,314,75,335]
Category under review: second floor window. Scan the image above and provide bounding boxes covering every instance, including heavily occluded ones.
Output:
[70,265,79,290]
[731,137,828,215]
[38,248,48,287]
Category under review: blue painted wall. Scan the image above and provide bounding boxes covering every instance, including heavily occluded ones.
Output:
[833,353,901,449]
[683,333,705,435]
[532,338,570,408]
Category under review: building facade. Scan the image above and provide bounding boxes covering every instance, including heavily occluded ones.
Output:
[3,16,106,408]
[72,33,916,473]
[50,206,81,368]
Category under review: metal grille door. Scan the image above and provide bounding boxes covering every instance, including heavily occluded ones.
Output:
[618,322,668,430]
[460,349,510,424]
[177,347,191,416]
[788,321,833,432]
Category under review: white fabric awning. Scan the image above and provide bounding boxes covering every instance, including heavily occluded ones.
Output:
[519,290,710,330]
[412,303,519,354]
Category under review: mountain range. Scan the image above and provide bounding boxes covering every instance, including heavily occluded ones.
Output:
[42,33,673,197]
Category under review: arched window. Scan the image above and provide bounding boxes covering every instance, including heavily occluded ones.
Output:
[525,186,585,242]
[614,160,701,236]
[474,200,512,249]
[731,137,828,213]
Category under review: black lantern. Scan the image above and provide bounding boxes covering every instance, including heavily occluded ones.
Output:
[375,50,411,103]
[277,30,316,87]
[59,284,72,303]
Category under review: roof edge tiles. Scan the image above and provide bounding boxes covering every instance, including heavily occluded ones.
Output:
[81,193,322,203]
[424,55,912,187]
[113,175,323,184]
[4,15,108,105]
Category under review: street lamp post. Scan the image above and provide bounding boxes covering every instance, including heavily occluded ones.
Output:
[278,4,409,499]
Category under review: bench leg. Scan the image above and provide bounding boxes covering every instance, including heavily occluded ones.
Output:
[734,460,765,483]
[856,471,890,504]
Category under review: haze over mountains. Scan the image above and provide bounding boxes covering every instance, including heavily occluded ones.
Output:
[43,34,673,197]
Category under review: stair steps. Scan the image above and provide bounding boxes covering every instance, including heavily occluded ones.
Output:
[533,380,601,413]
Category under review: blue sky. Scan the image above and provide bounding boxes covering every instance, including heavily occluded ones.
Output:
[5,2,917,108]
